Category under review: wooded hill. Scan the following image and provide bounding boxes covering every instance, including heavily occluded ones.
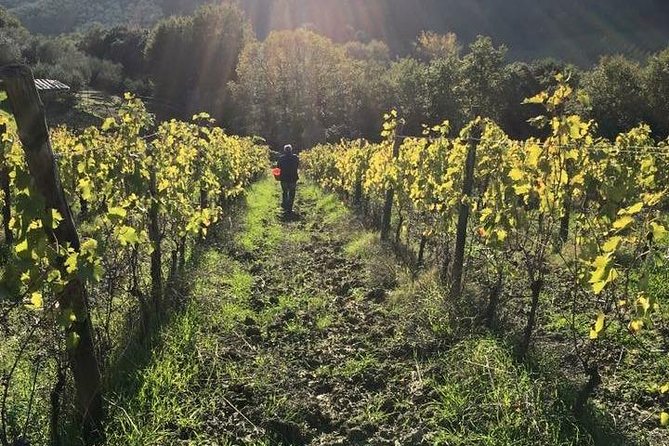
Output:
[2,0,669,65]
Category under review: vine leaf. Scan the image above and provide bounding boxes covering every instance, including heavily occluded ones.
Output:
[26,291,43,310]
[589,312,605,339]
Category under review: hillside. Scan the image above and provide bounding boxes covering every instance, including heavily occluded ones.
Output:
[2,0,669,65]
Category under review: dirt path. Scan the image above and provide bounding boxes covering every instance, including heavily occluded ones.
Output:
[104,179,594,446]
[198,179,428,445]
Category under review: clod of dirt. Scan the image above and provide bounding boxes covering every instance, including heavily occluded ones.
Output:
[365,288,387,303]
[303,403,333,431]
[346,426,368,443]
[232,250,256,263]
[245,325,262,342]
[249,296,266,311]
[312,380,334,395]
[264,418,309,445]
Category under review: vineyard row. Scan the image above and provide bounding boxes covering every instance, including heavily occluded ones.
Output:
[302,76,669,426]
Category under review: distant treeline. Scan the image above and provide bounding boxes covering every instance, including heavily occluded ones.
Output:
[3,0,669,65]
[1,4,668,147]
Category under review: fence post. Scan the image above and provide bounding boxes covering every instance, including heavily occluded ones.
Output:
[0,124,12,245]
[147,144,162,317]
[353,139,363,207]
[449,123,482,301]
[380,124,403,241]
[0,64,103,440]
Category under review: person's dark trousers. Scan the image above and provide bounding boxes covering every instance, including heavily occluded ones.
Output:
[281,181,297,212]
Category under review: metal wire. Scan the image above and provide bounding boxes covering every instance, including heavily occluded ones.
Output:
[393,132,669,154]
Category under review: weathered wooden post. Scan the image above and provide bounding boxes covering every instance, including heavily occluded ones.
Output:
[449,123,482,300]
[147,144,162,317]
[380,124,403,241]
[353,139,363,207]
[0,123,12,246]
[0,64,103,440]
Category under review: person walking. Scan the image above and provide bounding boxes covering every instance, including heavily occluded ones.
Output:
[277,144,299,213]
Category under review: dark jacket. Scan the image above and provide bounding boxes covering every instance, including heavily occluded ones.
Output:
[278,153,299,183]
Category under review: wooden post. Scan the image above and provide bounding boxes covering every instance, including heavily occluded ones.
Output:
[417,234,427,267]
[520,276,543,357]
[147,146,162,315]
[0,166,11,245]
[558,154,575,245]
[0,124,12,245]
[380,125,403,241]
[395,213,404,244]
[449,124,481,300]
[0,65,103,439]
[559,196,571,243]
[353,140,363,207]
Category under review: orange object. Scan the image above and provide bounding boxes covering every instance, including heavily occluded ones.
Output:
[272,167,281,180]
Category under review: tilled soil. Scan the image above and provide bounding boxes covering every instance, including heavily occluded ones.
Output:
[196,186,448,445]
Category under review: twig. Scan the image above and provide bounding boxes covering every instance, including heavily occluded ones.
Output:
[21,356,42,440]
[221,395,264,434]
[104,397,139,434]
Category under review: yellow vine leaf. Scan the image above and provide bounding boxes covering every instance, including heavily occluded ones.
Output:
[629,319,644,333]
[508,168,524,181]
[642,192,664,206]
[637,295,651,313]
[619,202,644,216]
[660,412,669,427]
[49,209,63,230]
[602,236,622,253]
[651,222,668,241]
[589,312,605,339]
[526,145,541,167]
[612,215,634,231]
[523,91,548,104]
[26,292,43,310]
[590,253,618,295]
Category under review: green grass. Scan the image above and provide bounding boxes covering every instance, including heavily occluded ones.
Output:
[237,180,282,252]
[343,230,379,259]
[427,338,589,446]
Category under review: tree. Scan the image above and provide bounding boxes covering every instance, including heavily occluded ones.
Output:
[343,39,390,64]
[79,25,149,79]
[383,58,430,135]
[415,31,461,62]
[499,62,543,139]
[344,40,391,140]
[0,7,30,65]
[190,4,253,126]
[458,36,509,121]
[582,55,649,138]
[27,36,99,91]
[425,57,465,131]
[231,29,359,148]
[145,14,193,116]
[145,3,252,124]
[644,47,669,139]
